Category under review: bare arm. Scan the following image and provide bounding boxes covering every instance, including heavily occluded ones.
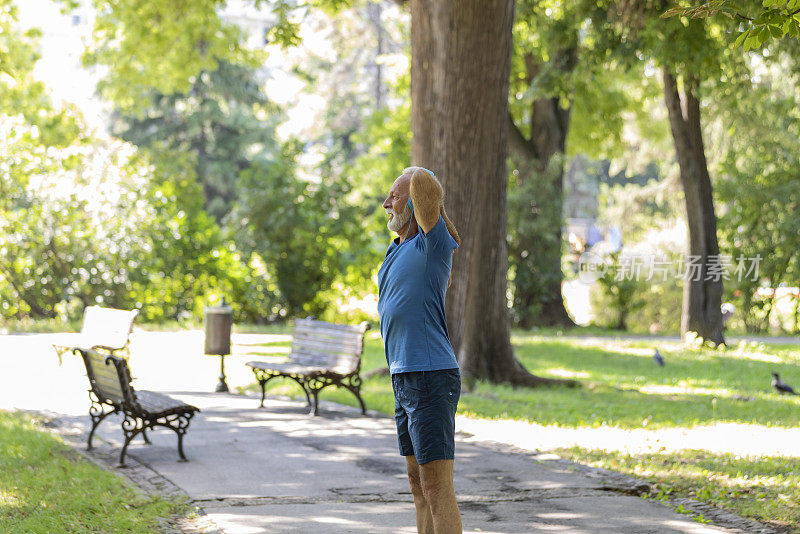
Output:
[440,206,461,246]
[409,168,463,247]
[409,168,443,234]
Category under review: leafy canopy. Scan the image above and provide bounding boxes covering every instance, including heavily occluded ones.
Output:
[662,0,800,50]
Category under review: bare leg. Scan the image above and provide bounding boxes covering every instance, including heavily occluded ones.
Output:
[406,455,435,534]
[419,458,461,534]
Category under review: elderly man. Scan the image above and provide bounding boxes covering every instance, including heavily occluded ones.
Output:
[378,166,463,533]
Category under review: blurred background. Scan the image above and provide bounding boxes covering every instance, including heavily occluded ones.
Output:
[1,0,798,337]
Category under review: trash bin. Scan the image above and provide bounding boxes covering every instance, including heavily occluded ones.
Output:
[204,300,233,356]
[204,299,233,392]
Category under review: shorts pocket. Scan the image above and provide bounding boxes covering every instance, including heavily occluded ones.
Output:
[402,371,428,396]
[428,369,460,401]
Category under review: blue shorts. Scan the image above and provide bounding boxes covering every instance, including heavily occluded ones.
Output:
[391,368,461,465]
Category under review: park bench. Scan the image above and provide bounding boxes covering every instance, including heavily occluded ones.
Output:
[246,318,370,415]
[77,348,200,466]
[53,305,139,358]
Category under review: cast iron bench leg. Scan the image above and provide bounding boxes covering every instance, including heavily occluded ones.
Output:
[88,406,117,450]
[259,378,267,408]
[119,416,144,467]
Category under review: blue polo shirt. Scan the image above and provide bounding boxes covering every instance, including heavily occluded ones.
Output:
[377,215,459,374]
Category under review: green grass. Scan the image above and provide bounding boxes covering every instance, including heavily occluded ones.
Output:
[555,447,800,532]
[0,411,189,533]
[242,331,800,429]
[0,318,82,334]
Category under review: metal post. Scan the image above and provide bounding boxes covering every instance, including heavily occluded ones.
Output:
[205,297,233,393]
[216,355,229,393]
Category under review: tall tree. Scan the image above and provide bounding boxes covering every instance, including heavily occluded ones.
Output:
[410,0,575,386]
[507,14,577,329]
[661,65,725,344]
[616,1,727,344]
[507,0,634,328]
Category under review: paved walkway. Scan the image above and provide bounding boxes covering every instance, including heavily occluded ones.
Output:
[0,331,776,533]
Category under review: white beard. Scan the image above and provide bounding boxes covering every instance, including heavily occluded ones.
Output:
[387,204,413,233]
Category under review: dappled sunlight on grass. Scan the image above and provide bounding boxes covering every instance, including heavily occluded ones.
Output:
[0,490,20,508]
[728,343,786,364]
[636,383,737,398]
[249,332,800,430]
[557,448,800,529]
[546,368,590,379]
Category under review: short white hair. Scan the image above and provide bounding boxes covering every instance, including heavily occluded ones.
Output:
[402,166,434,177]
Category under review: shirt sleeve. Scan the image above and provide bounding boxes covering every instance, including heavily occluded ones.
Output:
[417,214,458,255]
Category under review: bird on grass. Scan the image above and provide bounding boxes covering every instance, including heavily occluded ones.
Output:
[653,349,665,367]
[772,372,798,395]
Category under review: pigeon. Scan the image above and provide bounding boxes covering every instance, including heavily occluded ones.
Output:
[653,349,665,367]
[772,372,798,395]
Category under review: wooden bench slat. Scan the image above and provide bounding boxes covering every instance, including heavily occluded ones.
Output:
[293,328,363,339]
[86,353,126,401]
[291,335,363,351]
[292,325,364,339]
[247,361,329,375]
[291,332,364,349]
[292,329,363,341]
[291,337,362,355]
[135,391,196,416]
[92,368,125,390]
[293,318,368,334]
[292,326,364,339]
[291,352,359,372]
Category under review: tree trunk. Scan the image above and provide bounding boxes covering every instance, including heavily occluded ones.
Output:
[662,67,725,345]
[366,1,385,109]
[507,49,576,328]
[410,0,577,387]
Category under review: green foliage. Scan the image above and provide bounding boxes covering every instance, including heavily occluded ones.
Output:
[0,1,81,146]
[2,0,402,324]
[0,109,269,323]
[507,0,659,327]
[345,72,413,283]
[113,60,286,223]
[60,0,356,115]
[123,150,277,323]
[0,118,131,319]
[590,251,648,331]
[710,51,800,333]
[232,145,373,317]
[663,0,800,50]
[288,13,411,318]
[510,0,647,160]
[0,411,188,531]
[70,0,261,114]
[507,155,565,325]
[590,257,684,335]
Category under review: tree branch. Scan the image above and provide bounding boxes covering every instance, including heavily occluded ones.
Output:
[508,113,538,161]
